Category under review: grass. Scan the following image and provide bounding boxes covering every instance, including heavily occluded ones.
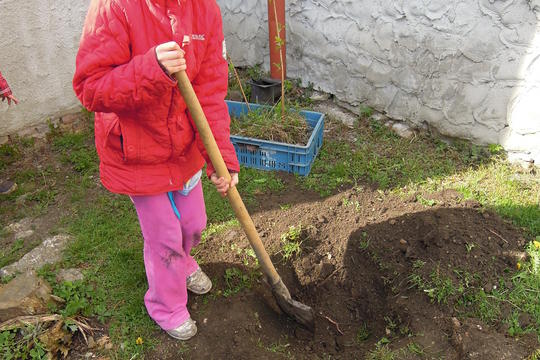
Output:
[367,337,395,360]
[222,267,254,297]
[256,336,295,359]
[356,323,371,343]
[0,142,21,171]
[0,239,26,268]
[300,119,484,196]
[0,118,286,358]
[1,80,539,357]
[202,166,283,224]
[406,342,426,356]
[302,112,539,342]
[425,160,539,235]
[0,326,47,360]
[406,241,540,339]
[302,117,539,240]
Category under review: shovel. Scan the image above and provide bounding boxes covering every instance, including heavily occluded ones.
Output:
[175,70,315,330]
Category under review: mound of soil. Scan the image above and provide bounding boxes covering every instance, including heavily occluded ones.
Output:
[149,183,537,359]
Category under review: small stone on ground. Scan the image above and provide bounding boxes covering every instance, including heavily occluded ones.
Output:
[0,234,71,278]
[56,268,84,283]
[4,218,33,234]
[0,271,52,322]
[391,122,415,139]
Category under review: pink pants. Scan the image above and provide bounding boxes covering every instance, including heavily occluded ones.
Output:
[131,181,207,330]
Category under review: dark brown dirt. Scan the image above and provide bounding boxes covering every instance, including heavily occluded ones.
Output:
[2,114,537,359]
[148,185,538,359]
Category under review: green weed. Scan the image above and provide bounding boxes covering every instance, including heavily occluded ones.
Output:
[280,225,303,261]
[527,348,540,360]
[426,270,456,305]
[359,106,374,118]
[465,242,476,253]
[223,267,252,297]
[408,268,456,305]
[407,342,425,356]
[367,337,395,360]
[0,326,47,360]
[488,144,503,155]
[416,195,436,207]
[359,239,370,250]
[201,219,239,243]
[507,312,527,337]
[246,64,264,80]
[356,323,370,343]
[0,142,21,170]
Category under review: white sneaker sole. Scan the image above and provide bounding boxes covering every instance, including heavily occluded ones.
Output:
[187,281,212,295]
[166,320,198,340]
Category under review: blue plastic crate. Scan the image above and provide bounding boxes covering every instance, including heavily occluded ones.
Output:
[226,100,325,176]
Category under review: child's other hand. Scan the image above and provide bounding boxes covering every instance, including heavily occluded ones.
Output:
[1,94,18,105]
[155,41,186,75]
[210,172,239,197]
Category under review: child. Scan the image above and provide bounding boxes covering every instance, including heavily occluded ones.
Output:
[0,71,18,106]
[0,70,18,195]
[73,0,240,340]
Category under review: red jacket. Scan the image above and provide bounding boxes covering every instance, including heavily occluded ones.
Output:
[73,0,239,195]
[0,71,13,98]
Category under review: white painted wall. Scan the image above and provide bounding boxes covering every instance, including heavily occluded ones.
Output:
[218,0,540,164]
[0,0,88,140]
[1,0,538,163]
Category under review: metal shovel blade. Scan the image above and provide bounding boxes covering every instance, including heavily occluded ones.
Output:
[272,277,315,331]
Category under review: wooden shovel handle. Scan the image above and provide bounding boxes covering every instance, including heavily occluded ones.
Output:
[175,71,281,285]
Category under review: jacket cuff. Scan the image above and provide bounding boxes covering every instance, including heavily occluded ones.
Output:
[206,163,240,179]
[149,46,177,87]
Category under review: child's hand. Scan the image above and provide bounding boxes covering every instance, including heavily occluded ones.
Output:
[155,41,186,75]
[1,94,18,105]
[210,172,239,197]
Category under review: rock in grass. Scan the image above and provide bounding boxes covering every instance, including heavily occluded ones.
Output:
[391,122,415,139]
[14,229,34,239]
[0,271,52,321]
[309,91,330,102]
[0,235,71,278]
[313,103,357,127]
[4,218,33,233]
[56,268,84,283]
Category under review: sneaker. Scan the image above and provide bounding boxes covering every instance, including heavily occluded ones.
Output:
[0,181,17,195]
[166,317,197,340]
[186,267,212,295]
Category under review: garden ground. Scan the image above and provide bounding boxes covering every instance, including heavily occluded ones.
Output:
[0,94,539,359]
